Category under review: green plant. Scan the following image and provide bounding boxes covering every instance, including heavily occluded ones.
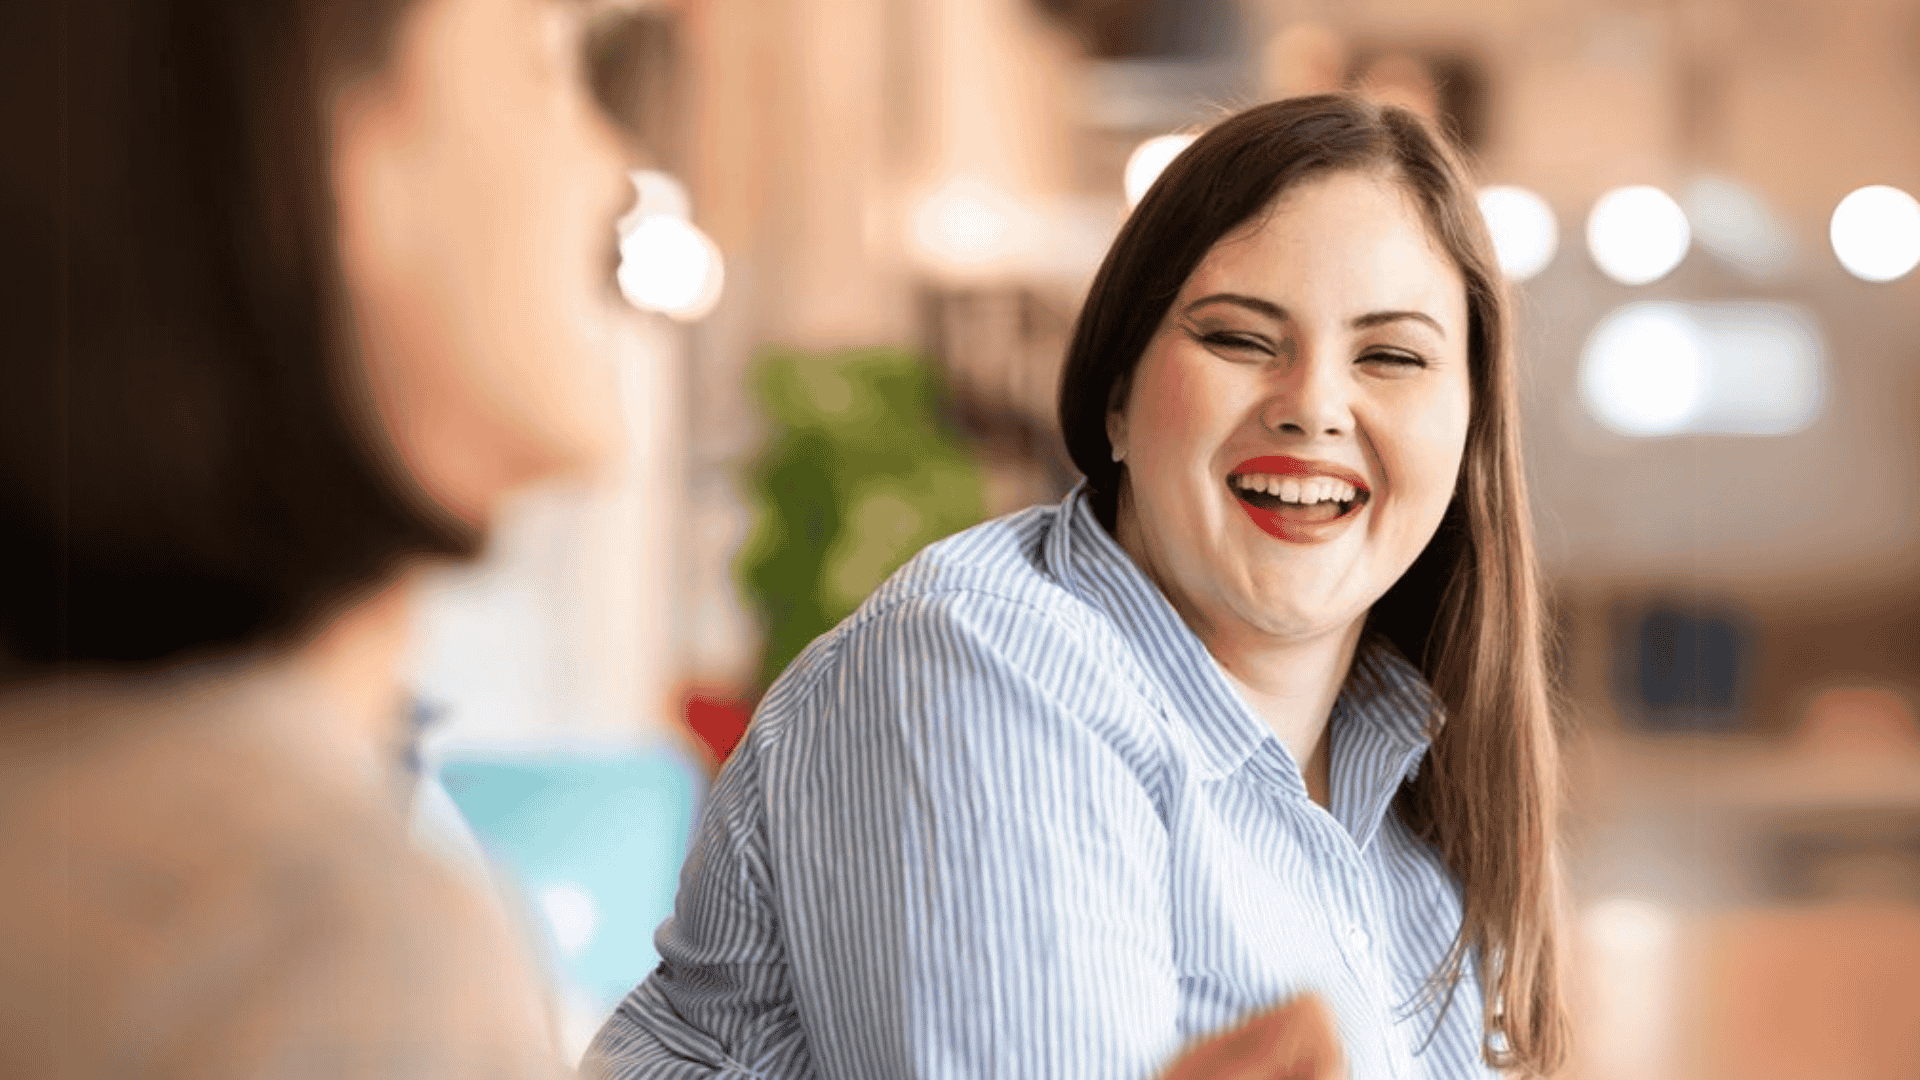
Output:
[736,345,987,690]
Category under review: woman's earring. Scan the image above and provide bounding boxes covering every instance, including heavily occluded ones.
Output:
[1111,445,1125,463]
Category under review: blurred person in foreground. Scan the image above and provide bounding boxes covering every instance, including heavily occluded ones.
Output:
[0,0,631,1074]
[592,95,1568,1080]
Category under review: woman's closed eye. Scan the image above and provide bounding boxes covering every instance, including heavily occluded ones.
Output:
[1192,328,1276,358]
[1358,348,1430,371]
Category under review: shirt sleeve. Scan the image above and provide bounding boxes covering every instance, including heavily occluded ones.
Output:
[587,587,1184,1080]
[776,588,1183,1078]
[584,735,814,1079]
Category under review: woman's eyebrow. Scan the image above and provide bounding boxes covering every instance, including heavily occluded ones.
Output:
[1183,293,1287,320]
[1184,296,1446,339]
[1351,309,1446,337]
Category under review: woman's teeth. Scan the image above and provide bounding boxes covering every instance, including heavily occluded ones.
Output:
[1231,473,1358,505]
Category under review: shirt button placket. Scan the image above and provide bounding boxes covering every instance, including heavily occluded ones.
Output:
[1345,868,1403,1079]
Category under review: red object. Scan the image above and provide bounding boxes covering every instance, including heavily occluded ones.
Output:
[1230,455,1370,544]
[684,692,755,762]
[1230,454,1370,492]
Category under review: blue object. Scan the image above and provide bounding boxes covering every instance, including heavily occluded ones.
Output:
[437,747,703,1012]
[1620,599,1755,733]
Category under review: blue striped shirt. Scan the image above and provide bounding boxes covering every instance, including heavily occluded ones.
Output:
[589,484,1496,1079]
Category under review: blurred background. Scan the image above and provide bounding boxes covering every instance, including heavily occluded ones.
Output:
[410,0,1920,1071]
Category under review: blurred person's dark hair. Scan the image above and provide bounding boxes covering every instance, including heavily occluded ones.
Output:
[0,0,475,679]
[1056,93,1569,1076]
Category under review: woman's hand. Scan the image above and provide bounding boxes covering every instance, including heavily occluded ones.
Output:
[1161,996,1347,1080]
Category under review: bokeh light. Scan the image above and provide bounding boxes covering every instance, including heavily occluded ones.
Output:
[1579,302,1707,436]
[1478,185,1558,281]
[1587,185,1691,286]
[618,215,724,321]
[1579,301,1827,438]
[1688,301,1826,436]
[621,168,691,223]
[616,169,725,321]
[1123,134,1197,209]
[1587,895,1677,958]
[910,183,1011,270]
[1830,184,1920,282]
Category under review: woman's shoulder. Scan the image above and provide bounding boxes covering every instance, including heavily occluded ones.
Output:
[742,503,1174,785]
[867,499,1071,615]
[0,679,562,1078]
[766,504,1104,698]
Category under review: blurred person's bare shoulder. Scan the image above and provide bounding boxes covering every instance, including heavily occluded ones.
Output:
[0,670,564,1079]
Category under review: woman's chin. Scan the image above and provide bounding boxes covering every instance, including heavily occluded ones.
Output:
[504,349,630,481]
[1230,590,1365,647]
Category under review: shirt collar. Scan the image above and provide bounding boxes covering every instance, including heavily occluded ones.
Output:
[1045,483,1441,844]
[1046,483,1274,783]
[1328,644,1441,852]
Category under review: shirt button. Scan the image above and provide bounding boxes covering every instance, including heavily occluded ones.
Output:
[1348,925,1370,951]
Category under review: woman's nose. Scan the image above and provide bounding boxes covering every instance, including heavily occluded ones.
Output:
[1259,356,1353,439]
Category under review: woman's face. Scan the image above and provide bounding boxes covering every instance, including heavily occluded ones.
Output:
[332,0,631,521]
[1108,169,1472,654]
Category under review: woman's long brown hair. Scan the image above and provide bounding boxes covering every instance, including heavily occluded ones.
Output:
[1376,107,1571,1077]
[1057,95,1571,1075]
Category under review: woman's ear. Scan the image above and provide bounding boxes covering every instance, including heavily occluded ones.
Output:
[1105,379,1131,463]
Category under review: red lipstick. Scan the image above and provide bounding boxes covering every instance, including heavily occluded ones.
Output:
[1227,455,1370,544]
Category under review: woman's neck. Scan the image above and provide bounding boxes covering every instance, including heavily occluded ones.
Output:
[275,569,421,768]
[1108,486,1362,805]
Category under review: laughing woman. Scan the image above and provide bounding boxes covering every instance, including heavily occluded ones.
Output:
[592,94,1569,1080]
